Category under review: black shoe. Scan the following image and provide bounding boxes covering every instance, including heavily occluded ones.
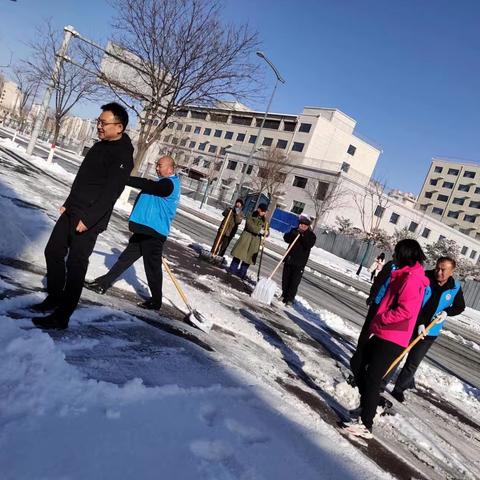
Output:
[32,312,69,330]
[378,395,393,409]
[391,389,405,403]
[84,280,108,295]
[346,374,357,387]
[30,295,61,313]
[137,299,161,311]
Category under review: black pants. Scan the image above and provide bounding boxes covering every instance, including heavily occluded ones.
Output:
[281,263,304,303]
[212,234,234,257]
[349,303,379,383]
[96,233,164,305]
[45,213,100,320]
[393,336,435,393]
[357,336,403,430]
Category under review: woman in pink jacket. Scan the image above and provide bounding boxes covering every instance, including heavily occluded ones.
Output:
[344,239,428,439]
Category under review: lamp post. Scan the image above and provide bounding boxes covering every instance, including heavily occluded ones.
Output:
[234,51,285,202]
[214,144,233,195]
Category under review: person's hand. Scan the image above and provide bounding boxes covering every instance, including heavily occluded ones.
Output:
[259,228,265,236]
[434,311,448,324]
[60,206,66,214]
[76,220,88,233]
[417,324,426,338]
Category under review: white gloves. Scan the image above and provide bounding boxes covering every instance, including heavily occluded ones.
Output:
[417,324,426,337]
[434,311,448,324]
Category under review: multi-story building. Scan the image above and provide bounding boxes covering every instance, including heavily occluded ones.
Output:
[417,158,480,240]
[155,101,381,216]
[0,80,22,118]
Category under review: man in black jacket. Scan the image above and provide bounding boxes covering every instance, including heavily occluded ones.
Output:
[281,214,317,306]
[32,102,134,329]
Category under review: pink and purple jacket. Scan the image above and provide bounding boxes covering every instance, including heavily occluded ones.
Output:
[369,262,429,347]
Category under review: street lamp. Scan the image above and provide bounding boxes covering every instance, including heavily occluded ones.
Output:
[214,144,233,194]
[234,51,285,203]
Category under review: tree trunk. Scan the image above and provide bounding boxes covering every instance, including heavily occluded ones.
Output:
[52,120,61,148]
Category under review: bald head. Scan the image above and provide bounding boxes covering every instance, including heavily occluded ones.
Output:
[155,155,175,177]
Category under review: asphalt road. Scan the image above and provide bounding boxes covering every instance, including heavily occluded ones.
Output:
[1,133,479,389]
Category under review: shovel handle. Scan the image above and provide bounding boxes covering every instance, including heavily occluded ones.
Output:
[212,209,233,256]
[162,257,192,312]
[268,233,301,281]
[383,315,441,378]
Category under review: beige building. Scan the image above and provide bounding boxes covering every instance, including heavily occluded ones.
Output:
[417,158,480,240]
[0,79,22,118]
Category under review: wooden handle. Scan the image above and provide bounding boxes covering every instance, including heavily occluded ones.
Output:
[212,209,233,256]
[383,315,440,378]
[268,233,301,281]
[162,257,192,311]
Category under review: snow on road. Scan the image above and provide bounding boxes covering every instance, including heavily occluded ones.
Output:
[1,141,480,480]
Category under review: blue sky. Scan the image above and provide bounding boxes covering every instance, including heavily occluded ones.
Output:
[1,0,479,194]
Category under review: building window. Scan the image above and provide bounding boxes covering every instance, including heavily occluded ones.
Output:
[189,141,196,149]
[208,145,217,153]
[191,111,207,120]
[203,128,211,136]
[203,160,211,168]
[430,179,438,186]
[316,182,329,200]
[425,191,433,199]
[470,201,480,209]
[176,124,183,131]
[389,212,400,224]
[340,162,350,173]
[236,133,245,142]
[464,170,476,178]
[374,205,385,218]
[276,139,288,149]
[291,201,305,214]
[408,221,418,233]
[256,118,280,130]
[262,137,273,147]
[214,129,222,138]
[192,156,201,166]
[461,246,468,255]
[198,142,207,151]
[421,227,431,239]
[194,126,201,134]
[452,197,465,205]
[439,235,446,241]
[283,121,296,132]
[475,187,480,194]
[442,181,454,189]
[167,123,174,129]
[347,144,356,156]
[458,184,470,192]
[248,135,257,144]
[227,160,238,170]
[470,250,477,260]
[419,204,428,211]
[231,115,252,126]
[184,125,192,132]
[464,214,476,223]
[434,166,443,173]
[447,168,459,176]
[292,142,304,152]
[210,113,228,123]
[432,207,444,215]
[171,137,179,145]
[437,194,449,202]
[225,131,233,140]
[447,211,459,219]
[292,176,308,188]
[246,165,253,175]
[299,123,312,133]
[180,138,187,146]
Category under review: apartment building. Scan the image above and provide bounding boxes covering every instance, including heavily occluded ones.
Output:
[0,80,22,118]
[417,158,480,240]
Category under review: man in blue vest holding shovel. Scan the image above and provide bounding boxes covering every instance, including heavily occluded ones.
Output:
[85,155,180,310]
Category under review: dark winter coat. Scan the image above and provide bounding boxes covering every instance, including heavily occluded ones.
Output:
[63,134,134,231]
[283,228,317,268]
[220,207,244,238]
[231,212,266,264]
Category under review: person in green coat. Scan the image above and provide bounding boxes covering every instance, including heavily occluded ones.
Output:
[228,203,268,279]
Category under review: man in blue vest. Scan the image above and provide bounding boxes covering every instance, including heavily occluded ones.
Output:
[85,155,180,310]
[391,256,465,402]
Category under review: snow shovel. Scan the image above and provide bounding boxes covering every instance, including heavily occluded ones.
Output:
[256,221,269,282]
[198,209,233,265]
[251,233,301,305]
[162,257,213,333]
[383,314,442,378]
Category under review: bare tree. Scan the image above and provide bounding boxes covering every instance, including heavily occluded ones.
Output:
[81,0,260,173]
[352,178,391,274]
[11,66,39,130]
[305,177,348,230]
[22,20,99,147]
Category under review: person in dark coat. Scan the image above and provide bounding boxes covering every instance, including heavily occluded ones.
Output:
[211,199,244,257]
[31,102,134,329]
[281,214,317,306]
[389,256,465,402]
[229,203,268,279]
[85,156,180,310]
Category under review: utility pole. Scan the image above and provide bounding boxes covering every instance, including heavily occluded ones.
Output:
[26,25,77,156]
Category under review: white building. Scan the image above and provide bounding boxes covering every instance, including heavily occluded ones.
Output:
[0,80,22,118]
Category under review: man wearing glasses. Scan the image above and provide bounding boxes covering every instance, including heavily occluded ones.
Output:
[31,102,134,329]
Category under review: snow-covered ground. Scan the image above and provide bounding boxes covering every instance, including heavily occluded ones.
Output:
[1,140,480,479]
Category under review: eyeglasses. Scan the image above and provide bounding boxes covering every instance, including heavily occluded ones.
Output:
[96,118,121,127]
